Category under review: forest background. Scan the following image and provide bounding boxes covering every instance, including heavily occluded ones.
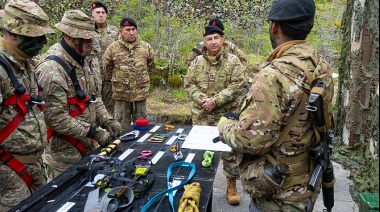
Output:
[1,0,378,206]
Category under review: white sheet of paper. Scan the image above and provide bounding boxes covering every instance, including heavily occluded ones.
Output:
[181,125,231,151]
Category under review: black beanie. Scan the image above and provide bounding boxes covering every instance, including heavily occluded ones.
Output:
[91,2,108,14]
[208,18,224,31]
[120,17,137,28]
[203,25,224,37]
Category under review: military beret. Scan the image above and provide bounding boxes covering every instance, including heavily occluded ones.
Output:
[208,18,224,31]
[203,25,224,37]
[120,17,137,28]
[268,0,315,24]
[91,2,108,14]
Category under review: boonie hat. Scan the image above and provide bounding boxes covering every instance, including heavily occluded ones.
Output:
[55,10,97,39]
[0,0,54,37]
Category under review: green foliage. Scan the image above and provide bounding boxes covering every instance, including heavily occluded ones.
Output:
[170,88,187,100]
[168,75,181,88]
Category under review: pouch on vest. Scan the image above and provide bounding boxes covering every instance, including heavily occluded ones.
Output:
[241,156,284,198]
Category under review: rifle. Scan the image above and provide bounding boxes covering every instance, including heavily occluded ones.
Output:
[306,81,335,212]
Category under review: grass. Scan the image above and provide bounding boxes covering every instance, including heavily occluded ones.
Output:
[147,87,192,124]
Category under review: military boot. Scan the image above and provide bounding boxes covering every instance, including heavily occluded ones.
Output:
[226,177,240,205]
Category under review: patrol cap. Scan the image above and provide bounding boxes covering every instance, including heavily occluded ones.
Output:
[0,0,54,37]
[91,2,108,13]
[55,10,97,39]
[208,18,224,31]
[203,25,224,37]
[120,17,137,28]
[268,0,315,25]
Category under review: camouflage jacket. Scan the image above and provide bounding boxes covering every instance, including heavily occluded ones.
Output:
[0,42,46,155]
[184,43,246,120]
[35,40,114,164]
[186,39,247,67]
[103,36,156,101]
[218,41,334,202]
[95,24,119,79]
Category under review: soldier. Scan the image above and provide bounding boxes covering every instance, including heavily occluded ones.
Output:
[185,18,247,67]
[217,0,334,211]
[103,17,156,129]
[184,25,246,205]
[35,10,121,180]
[91,2,119,115]
[0,0,54,210]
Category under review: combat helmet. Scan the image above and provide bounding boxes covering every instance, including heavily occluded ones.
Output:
[0,0,54,37]
[55,10,97,39]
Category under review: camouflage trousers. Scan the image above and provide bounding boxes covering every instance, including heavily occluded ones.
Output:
[192,114,240,179]
[251,197,308,212]
[114,99,147,130]
[0,156,46,211]
[101,80,115,115]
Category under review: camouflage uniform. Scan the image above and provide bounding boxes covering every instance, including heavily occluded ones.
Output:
[185,39,247,67]
[0,0,54,210]
[95,24,119,115]
[103,36,156,129]
[184,43,246,125]
[218,41,334,211]
[35,10,118,180]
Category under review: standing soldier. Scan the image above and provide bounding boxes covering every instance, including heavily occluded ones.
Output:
[217,0,334,211]
[185,18,247,67]
[0,0,54,210]
[103,17,156,129]
[184,25,246,205]
[91,2,119,115]
[35,10,121,180]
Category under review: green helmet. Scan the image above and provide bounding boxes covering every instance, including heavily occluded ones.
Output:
[0,0,54,37]
[55,10,98,39]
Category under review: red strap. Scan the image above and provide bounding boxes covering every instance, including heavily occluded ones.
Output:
[47,96,90,155]
[0,149,32,187]
[0,93,30,142]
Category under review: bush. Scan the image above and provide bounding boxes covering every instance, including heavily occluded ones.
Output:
[168,75,181,88]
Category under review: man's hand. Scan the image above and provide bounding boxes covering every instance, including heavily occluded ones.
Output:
[105,120,121,138]
[94,128,111,145]
[202,97,216,112]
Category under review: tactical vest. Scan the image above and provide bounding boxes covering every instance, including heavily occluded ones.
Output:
[0,57,45,187]
[264,56,334,207]
[45,55,97,155]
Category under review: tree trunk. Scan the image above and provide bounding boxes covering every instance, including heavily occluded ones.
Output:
[336,0,378,156]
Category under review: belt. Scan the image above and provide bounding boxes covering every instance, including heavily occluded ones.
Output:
[278,152,310,174]
[13,154,41,164]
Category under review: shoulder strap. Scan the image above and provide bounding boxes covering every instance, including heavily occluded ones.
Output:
[230,42,235,53]
[192,48,202,55]
[46,55,86,101]
[265,56,315,165]
[192,42,203,55]
[0,57,26,94]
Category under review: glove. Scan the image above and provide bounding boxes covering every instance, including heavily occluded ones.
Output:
[217,112,239,128]
[94,128,111,145]
[105,120,121,138]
